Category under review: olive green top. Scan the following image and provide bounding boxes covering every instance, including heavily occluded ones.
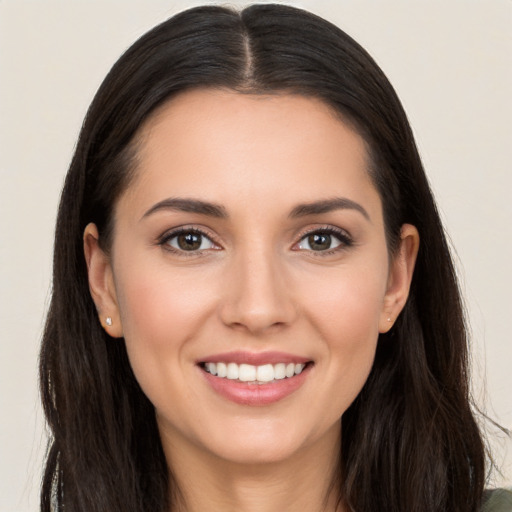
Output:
[482,489,512,511]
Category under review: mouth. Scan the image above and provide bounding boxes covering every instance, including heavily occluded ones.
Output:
[197,353,313,406]
[199,361,309,384]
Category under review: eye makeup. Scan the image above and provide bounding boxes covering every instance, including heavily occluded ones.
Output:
[156,222,354,259]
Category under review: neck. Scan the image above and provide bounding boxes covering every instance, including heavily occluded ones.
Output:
[160,423,344,512]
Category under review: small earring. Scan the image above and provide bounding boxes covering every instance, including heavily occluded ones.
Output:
[106,317,113,326]
[387,317,392,322]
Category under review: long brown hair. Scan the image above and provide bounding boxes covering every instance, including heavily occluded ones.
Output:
[40,4,486,511]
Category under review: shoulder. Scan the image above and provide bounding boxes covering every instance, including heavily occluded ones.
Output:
[482,489,512,512]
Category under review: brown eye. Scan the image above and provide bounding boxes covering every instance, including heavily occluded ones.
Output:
[308,233,332,251]
[177,233,202,251]
[296,230,347,252]
[165,231,216,252]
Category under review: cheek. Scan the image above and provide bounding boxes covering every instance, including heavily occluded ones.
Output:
[112,257,218,389]
[115,258,217,338]
[299,264,387,405]
[303,263,387,338]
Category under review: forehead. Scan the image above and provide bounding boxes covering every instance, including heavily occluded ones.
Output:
[119,89,381,220]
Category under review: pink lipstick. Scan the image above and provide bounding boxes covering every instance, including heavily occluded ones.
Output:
[197,351,312,406]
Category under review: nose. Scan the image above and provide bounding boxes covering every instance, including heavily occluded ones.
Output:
[218,247,297,335]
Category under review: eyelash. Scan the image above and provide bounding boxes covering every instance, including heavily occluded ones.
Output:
[294,226,354,255]
[157,226,221,256]
[157,225,353,256]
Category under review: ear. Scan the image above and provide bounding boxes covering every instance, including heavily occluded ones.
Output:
[83,223,123,338]
[379,223,419,333]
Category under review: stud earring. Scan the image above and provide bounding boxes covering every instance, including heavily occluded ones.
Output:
[387,317,392,322]
[106,317,113,326]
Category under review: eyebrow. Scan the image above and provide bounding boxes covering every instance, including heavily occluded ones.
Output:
[289,197,370,221]
[141,196,370,222]
[141,198,228,220]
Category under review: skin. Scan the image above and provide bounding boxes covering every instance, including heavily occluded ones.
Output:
[84,89,419,512]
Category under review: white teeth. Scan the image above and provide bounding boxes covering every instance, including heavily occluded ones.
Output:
[238,364,256,382]
[227,363,239,380]
[257,364,274,382]
[216,362,227,378]
[206,362,217,376]
[203,361,307,382]
[274,363,286,380]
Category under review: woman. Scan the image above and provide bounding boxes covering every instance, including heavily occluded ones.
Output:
[39,4,510,512]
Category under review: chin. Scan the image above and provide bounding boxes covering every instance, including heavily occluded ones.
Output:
[210,438,305,466]
[198,416,340,467]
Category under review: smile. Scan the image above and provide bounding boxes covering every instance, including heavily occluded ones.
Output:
[199,354,313,405]
[202,362,306,384]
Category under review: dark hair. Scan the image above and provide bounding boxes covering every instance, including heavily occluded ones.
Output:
[40,4,486,511]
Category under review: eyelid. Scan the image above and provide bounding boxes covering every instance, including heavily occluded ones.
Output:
[293,225,354,252]
[157,225,222,254]
[155,223,353,256]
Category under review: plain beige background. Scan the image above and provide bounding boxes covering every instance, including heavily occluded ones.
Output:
[0,1,510,510]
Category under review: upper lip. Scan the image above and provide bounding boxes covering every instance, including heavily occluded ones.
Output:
[197,351,311,366]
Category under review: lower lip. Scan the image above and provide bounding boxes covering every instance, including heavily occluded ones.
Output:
[200,365,311,406]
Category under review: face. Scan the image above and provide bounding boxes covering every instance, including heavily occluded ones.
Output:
[85,89,417,467]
